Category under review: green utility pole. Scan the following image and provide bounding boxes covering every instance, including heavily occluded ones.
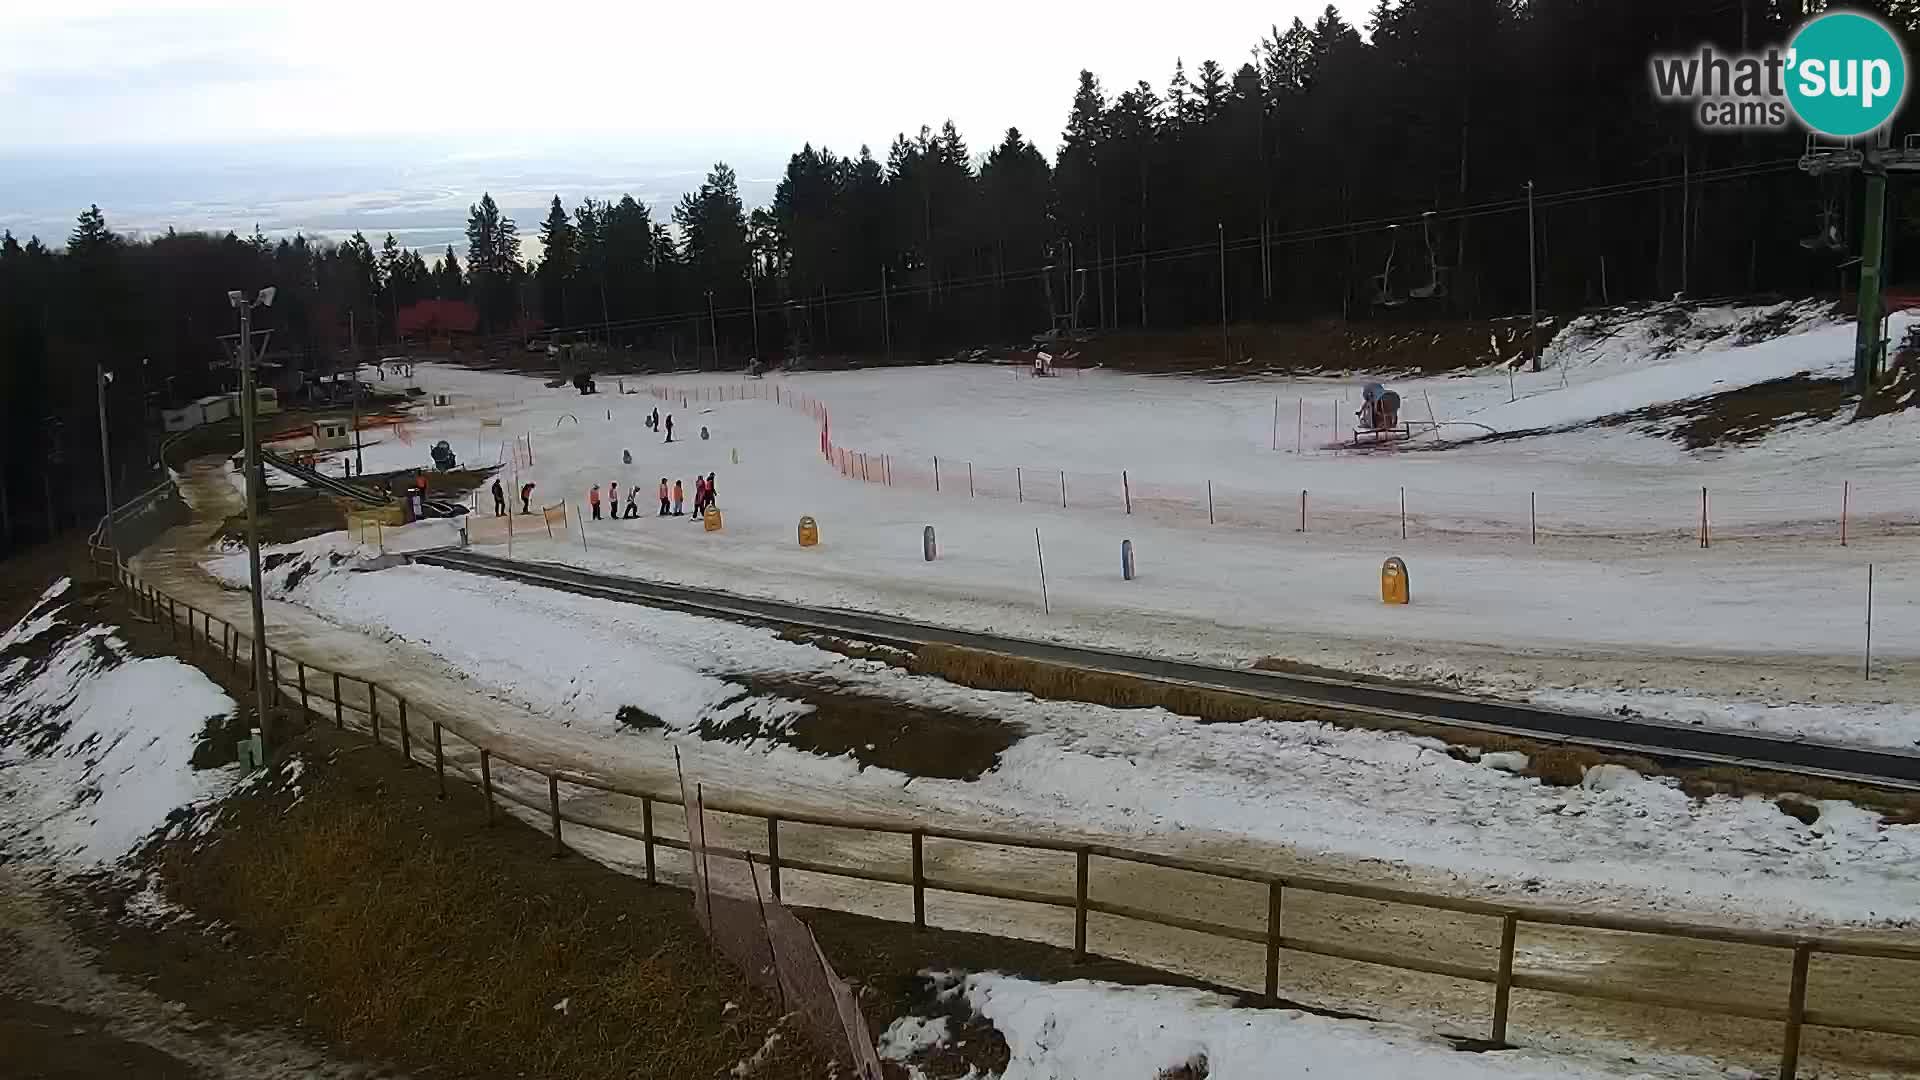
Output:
[1801,129,1918,411]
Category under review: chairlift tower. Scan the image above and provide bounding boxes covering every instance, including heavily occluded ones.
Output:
[1800,130,1920,397]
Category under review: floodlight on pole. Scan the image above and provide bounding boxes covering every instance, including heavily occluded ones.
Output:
[231,288,276,755]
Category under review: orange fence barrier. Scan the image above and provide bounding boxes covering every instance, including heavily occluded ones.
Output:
[636,380,1910,549]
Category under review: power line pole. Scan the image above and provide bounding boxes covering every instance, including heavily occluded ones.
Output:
[705,290,720,369]
[348,313,363,475]
[880,267,892,363]
[231,288,276,753]
[1217,222,1228,366]
[1681,139,1691,297]
[95,364,114,556]
[1526,181,1540,373]
[748,270,760,363]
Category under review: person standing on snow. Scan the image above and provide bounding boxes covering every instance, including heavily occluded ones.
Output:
[691,475,707,518]
[609,480,619,513]
[704,472,717,510]
[672,479,685,516]
[665,414,675,443]
[520,481,536,514]
[657,478,670,516]
[589,484,603,520]
[490,478,506,516]
[624,488,640,519]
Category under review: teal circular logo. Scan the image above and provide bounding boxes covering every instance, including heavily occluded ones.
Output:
[1786,12,1907,137]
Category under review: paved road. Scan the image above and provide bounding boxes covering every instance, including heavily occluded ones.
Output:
[417,548,1920,789]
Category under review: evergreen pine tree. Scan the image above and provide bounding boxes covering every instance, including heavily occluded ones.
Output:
[536,196,578,327]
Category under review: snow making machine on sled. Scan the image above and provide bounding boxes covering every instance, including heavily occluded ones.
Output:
[1326,382,1413,450]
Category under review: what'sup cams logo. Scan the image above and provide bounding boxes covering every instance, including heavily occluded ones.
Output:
[1650,11,1908,137]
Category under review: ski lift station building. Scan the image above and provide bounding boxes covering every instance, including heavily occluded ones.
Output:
[159,388,280,434]
[312,418,352,451]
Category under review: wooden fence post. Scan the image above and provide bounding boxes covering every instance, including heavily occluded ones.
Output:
[912,831,926,930]
[1073,848,1090,962]
[968,462,974,498]
[766,817,782,900]
[332,673,343,728]
[1530,493,1538,545]
[1060,470,1067,508]
[934,456,940,493]
[479,750,495,825]
[641,796,655,883]
[297,663,308,713]
[398,698,412,765]
[1017,467,1023,503]
[1491,913,1519,1043]
[1779,943,1811,1080]
[1265,882,1284,1001]
[1841,481,1850,547]
[1700,486,1710,549]
[547,774,564,857]
[1123,470,1132,514]
[1400,487,1407,540]
[1207,480,1215,525]
[432,720,446,798]
[169,598,177,641]
[369,683,381,745]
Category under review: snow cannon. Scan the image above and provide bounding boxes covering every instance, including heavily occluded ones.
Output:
[430,440,458,471]
[573,371,598,395]
[1341,383,1409,449]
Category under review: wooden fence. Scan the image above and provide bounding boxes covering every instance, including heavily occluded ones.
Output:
[97,557,1920,1080]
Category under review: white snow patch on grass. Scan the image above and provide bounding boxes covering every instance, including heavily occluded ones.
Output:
[0,591,243,872]
[877,1014,950,1061]
[951,973,1756,1080]
[1465,310,1899,434]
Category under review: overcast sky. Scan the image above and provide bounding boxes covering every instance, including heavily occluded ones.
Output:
[3,1,1360,155]
[2,1,1357,250]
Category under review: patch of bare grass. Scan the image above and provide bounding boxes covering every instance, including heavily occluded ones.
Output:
[152,735,822,1080]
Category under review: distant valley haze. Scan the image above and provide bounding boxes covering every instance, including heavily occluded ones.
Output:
[2,0,1352,254]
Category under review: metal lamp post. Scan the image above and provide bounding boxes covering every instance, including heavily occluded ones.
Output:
[94,364,115,558]
[229,286,277,752]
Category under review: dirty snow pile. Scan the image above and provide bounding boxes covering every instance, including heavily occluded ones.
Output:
[879,973,1751,1080]
[0,579,243,872]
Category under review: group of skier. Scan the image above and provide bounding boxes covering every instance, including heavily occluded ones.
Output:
[644,408,675,442]
[585,472,717,520]
[482,405,719,526]
[642,408,709,444]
